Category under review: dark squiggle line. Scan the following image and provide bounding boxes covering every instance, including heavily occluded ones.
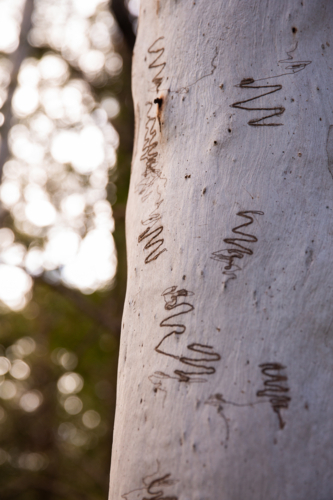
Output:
[149,369,207,387]
[257,363,290,429]
[231,78,284,126]
[144,474,178,500]
[205,394,231,446]
[154,47,219,95]
[205,393,265,448]
[136,103,167,264]
[122,461,178,500]
[173,344,221,382]
[141,187,164,229]
[276,41,312,76]
[211,211,263,284]
[140,102,159,176]
[136,102,167,203]
[136,106,167,264]
[255,43,312,81]
[155,286,220,383]
[173,46,218,94]
[138,225,167,264]
[231,43,311,126]
[148,372,168,406]
[148,37,166,93]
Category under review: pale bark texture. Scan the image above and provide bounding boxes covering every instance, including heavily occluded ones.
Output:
[109,1,333,498]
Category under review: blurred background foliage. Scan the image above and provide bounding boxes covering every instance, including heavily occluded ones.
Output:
[0,0,139,497]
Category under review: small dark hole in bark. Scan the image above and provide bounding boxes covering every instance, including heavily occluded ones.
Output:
[292,26,297,34]
[154,97,163,108]
[228,128,231,133]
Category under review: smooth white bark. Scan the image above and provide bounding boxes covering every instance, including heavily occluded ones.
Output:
[110,1,333,498]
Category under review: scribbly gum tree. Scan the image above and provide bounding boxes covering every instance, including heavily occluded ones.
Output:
[109,1,333,498]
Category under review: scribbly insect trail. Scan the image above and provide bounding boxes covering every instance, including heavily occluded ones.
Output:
[138,224,167,264]
[136,102,166,202]
[148,372,168,407]
[205,393,265,448]
[121,461,178,500]
[257,363,290,429]
[136,102,167,263]
[326,125,333,179]
[231,42,311,126]
[278,42,312,75]
[148,37,166,93]
[153,286,220,384]
[172,46,218,95]
[211,211,263,284]
[231,79,285,126]
[136,40,167,263]
[140,102,159,177]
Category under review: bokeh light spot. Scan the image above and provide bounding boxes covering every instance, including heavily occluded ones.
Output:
[0,357,11,376]
[25,200,57,227]
[0,265,32,310]
[19,391,43,412]
[0,181,20,207]
[39,53,69,84]
[10,360,30,380]
[73,0,107,18]
[82,409,101,429]
[18,452,47,471]
[0,16,19,53]
[16,337,36,357]
[0,380,17,400]
[0,228,15,248]
[64,396,83,415]
[1,243,26,266]
[101,97,120,119]
[25,247,44,276]
[12,86,39,117]
[57,372,84,394]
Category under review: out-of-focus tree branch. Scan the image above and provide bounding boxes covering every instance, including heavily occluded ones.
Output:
[34,275,121,336]
[109,0,136,51]
[0,0,35,183]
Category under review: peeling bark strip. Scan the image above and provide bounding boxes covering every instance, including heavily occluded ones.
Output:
[110,2,333,499]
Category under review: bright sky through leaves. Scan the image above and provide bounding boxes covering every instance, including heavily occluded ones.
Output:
[0,0,121,309]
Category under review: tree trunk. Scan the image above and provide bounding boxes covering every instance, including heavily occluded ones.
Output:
[109,1,333,498]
